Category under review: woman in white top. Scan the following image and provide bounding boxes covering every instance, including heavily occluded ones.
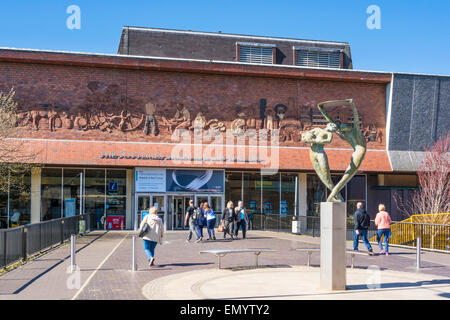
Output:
[139,206,164,266]
[204,202,216,241]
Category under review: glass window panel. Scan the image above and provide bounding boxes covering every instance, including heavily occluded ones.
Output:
[41,168,62,221]
[262,174,280,215]
[63,169,83,217]
[9,170,31,227]
[85,169,105,226]
[243,172,261,214]
[0,185,7,229]
[281,173,297,216]
[106,170,127,217]
[307,174,326,217]
[225,172,242,205]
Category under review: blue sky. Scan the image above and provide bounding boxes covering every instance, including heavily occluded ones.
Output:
[0,0,449,75]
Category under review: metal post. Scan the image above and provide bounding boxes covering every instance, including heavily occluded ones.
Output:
[416,237,421,270]
[70,234,76,273]
[22,227,27,261]
[79,172,83,216]
[131,235,137,271]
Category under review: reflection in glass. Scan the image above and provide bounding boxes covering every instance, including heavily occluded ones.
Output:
[85,169,105,227]
[41,168,62,221]
[63,169,82,217]
[243,172,261,229]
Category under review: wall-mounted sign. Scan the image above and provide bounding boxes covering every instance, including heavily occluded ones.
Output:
[64,198,76,217]
[135,169,166,192]
[166,170,224,193]
[108,181,118,192]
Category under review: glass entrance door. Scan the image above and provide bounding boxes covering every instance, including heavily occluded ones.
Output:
[195,194,223,215]
[135,194,166,230]
[167,195,193,230]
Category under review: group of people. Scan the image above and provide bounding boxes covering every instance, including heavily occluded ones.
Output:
[185,200,249,243]
[138,199,393,267]
[353,202,392,255]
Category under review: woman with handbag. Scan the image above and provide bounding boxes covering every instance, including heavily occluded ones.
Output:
[204,202,216,241]
[374,204,392,255]
[139,206,164,266]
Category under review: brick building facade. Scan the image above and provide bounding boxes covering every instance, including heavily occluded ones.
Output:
[0,27,447,231]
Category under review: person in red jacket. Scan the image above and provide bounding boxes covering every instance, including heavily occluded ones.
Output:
[374,204,392,255]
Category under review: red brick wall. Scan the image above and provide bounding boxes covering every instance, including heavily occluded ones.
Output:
[0,57,391,172]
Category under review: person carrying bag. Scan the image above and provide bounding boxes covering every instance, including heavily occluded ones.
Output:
[139,206,164,266]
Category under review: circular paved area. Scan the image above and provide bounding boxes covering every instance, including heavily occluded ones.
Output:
[142,266,450,300]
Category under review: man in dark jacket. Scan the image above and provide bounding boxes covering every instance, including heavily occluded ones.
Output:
[221,201,236,240]
[353,202,373,255]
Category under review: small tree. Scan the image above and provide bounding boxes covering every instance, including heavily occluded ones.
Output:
[394,133,450,248]
[0,89,39,196]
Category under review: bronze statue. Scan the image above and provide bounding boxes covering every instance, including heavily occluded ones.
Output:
[302,99,366,202]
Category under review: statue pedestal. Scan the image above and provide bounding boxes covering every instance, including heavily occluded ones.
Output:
[320,202,347,291]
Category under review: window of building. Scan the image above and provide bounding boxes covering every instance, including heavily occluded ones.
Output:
[106,170,127,219]
[295,47,341,68]
[238,42,275,64]
[0,169,31,228]
[63,169,82,217]
[85,169,106,225]
[225,171,243,204]
[41,168,63,221]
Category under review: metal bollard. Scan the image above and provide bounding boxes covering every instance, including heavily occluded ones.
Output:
[416,237,421,270]
[70,234,77,273]
[132,235,137,272]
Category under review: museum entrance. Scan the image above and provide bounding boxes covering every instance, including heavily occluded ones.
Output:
[135,193,166,229]
[166,194,224,230]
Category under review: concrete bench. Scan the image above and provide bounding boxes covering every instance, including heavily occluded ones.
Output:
[200,249,276,269]
[295,248,320,267]
[295,249,371,268]
[346,250,372,269]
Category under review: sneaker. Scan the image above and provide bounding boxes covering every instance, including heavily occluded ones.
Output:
[195,238,202,243]
[206,238,211,241]
[379,250,385,255]
[149,258,155,266]
[368,250,374,256]
[213,236,216,240]
[385,252,389,256]
[185,239,190,243]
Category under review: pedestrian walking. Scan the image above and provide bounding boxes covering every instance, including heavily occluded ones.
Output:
[375,204,392,255]
[139,206,164,266]
[353,202,373,255]
[234,201,249,239]
[203,202,216,240]
[221,201,236,239]
[195,201,207,242]
[185,199,200,242]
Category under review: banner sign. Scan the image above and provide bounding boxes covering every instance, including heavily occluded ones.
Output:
[166,170,224,193]
[135,169,166,192]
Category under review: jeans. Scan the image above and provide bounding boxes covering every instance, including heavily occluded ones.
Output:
[143,240,157,261]
[377,229,391,252]
[196,224,204,238]
[206,218,216,239]
[353,229,372,251]
[235,220,247,238]
[187,219,199,241]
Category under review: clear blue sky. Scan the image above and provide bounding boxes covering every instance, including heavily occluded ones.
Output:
[1,0,449,75]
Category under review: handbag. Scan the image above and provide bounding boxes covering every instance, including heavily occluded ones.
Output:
[138,222,150,238]
[217,224,224,232]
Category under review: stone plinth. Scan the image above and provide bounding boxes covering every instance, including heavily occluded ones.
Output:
[320,202,347,291]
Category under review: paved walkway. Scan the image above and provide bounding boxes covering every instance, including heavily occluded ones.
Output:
[0,229,449,300]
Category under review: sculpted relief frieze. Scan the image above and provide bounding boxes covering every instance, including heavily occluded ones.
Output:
[12,81,384,147]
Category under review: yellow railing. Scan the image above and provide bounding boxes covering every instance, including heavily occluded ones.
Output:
[369,213,450,250]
